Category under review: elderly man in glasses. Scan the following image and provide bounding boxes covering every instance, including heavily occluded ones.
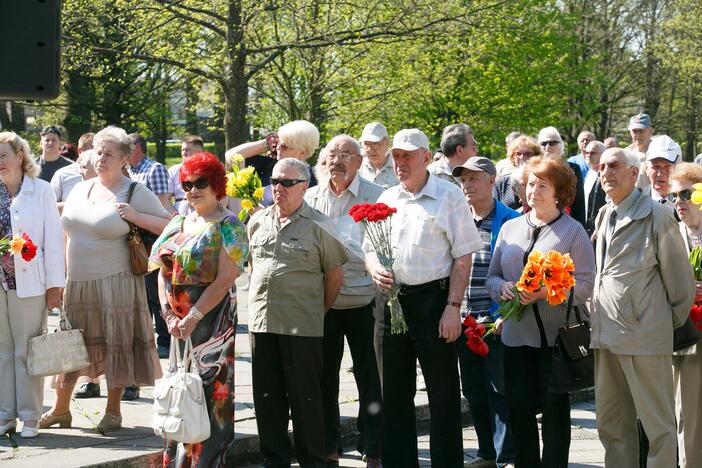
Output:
[591,147,694,468]
[37,125,73,182]
[428,123,477,186]
[247,158,348,468]
[305,135,384,467]
[642,135,682,211]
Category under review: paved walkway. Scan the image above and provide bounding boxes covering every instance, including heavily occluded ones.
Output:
[0,275,606,466]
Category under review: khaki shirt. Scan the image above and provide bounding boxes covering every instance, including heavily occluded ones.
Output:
[247,201,349,337]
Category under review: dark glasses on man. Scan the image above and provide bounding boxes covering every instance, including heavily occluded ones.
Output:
[540,141,559,147]
[270,178,306,188]
[669,189,693,203]
[598,160,624,172]
[41,126,62,137]
[182,178,210,191]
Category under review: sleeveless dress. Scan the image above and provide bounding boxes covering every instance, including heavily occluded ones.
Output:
[149,214,248,468]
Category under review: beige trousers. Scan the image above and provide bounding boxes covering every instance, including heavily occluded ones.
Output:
[594,349,677,468]
[673,348,702,468]
[0,289,46,421]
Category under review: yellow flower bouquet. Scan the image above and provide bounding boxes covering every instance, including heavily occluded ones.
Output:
[225,154,264,222]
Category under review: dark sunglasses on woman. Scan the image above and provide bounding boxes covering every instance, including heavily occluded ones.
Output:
[669,189,692,203]
[182,178,210,192]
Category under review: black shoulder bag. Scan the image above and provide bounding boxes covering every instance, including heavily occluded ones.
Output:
[549,287,594,393]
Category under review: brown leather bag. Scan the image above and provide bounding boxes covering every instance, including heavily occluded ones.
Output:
[126,182,149,276]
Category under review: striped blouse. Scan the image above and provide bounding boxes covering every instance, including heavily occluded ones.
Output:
[486,212,596,348]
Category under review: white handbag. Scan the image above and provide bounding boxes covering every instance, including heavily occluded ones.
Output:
[152,337,211,443]
[27,304,90,377]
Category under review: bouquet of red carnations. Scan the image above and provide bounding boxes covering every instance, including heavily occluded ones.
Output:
[349,202,406,334]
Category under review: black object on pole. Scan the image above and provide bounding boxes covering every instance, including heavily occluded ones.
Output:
[0,0,61,100]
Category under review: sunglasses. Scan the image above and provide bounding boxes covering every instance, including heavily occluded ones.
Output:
[598,160,624,172]
[540,141,560,147]
[515,150,534,157]
[670,189,693,203]
[270,178,307,188]
[182,178,210,191]
[41,126,62,138]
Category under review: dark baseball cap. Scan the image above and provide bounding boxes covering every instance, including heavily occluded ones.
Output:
[451,156,496,177]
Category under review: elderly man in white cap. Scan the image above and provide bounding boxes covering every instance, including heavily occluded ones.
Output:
[364,128,482,467]
[428,123,477,186]
[358,122,398,189]
[642,135,682,209]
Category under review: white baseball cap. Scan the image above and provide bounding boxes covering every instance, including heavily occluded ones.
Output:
[646,135,681,163]
[359,122,389,143]
[392,128,430,152]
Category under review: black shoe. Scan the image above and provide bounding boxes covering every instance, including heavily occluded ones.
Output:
[157,345,170,359]
[74,382,100,399]
[121,386,140,401]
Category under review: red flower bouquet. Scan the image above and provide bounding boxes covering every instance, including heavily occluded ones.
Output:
[349,203,406,333]
[2,233,37,262]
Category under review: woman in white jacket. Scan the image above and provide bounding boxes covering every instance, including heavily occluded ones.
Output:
[0,132,65,438]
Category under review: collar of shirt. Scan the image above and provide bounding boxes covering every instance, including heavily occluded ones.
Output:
[131,156,152,173]
[267,200,313,228]
[613,186,641,218]
[397,171,439,201]
[649,188,667,203]
[362,155,392,175]
[322,173,360,198]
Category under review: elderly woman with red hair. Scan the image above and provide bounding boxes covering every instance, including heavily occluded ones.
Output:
[150,152,248,467]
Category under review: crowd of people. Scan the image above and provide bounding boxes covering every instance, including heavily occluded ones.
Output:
[0,111,699,468]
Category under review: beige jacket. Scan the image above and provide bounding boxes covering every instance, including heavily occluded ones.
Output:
[591,190,694,355]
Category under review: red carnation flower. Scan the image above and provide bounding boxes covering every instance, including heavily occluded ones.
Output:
[467,334,490,356]
[20,233,37,262]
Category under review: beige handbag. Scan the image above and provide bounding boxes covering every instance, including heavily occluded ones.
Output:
[28,304,90,377]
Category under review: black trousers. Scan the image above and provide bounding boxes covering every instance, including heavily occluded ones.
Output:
[322,302,382,458]
[503,345,571,468]
[251,332,325,468]
[144,270,169,348]
[377,282,463,468]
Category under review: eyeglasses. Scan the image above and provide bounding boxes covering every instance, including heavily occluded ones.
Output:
[270,178,307,188]
[670,189,693,203]
[540,141,560,147]
[515,150,534,157]
[327,151,357,162]
[598,160,624,172]
[182,178,210,191]
[41,126,61,138]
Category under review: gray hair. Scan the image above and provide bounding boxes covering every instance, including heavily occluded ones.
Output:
[587,140,606,154]
[441,123,474,157]
[326,134,362,156]
[0,131,41,177]
[94,126,134,157]
[603,147,640,168]
[278,120,320,159]
[505,131,521,146]
[77,149,97,166]
[274,157,310,181]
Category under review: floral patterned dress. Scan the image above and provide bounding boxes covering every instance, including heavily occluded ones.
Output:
[149,214,248,468]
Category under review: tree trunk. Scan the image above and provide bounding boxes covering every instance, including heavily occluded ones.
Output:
[185,79,199,135]
[0,101,26,133]
[63,70,93,142]
[685,88,697,161]
[222,0,250,151]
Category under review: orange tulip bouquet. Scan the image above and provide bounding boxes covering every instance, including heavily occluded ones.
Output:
[464,250,576,355]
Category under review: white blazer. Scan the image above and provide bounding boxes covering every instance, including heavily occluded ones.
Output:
[10,175,66,298]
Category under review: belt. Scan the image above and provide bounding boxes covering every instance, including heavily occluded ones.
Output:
[399,277,449,296]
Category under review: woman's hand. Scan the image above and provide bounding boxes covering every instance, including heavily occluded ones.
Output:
[519,288,547,305]
[176,314,199,339]
[162,309,181,336]
[500,281,516,301]
[115,203,138,223]
[46,287,63,311]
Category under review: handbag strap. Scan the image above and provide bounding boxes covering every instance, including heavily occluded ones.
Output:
[125,182,140,235]
[564,286,582,325]
[173,337,194,372]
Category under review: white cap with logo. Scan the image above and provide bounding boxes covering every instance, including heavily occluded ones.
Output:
[391,128,430,152]
[646,135,681,163]
[359,122,389,143]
